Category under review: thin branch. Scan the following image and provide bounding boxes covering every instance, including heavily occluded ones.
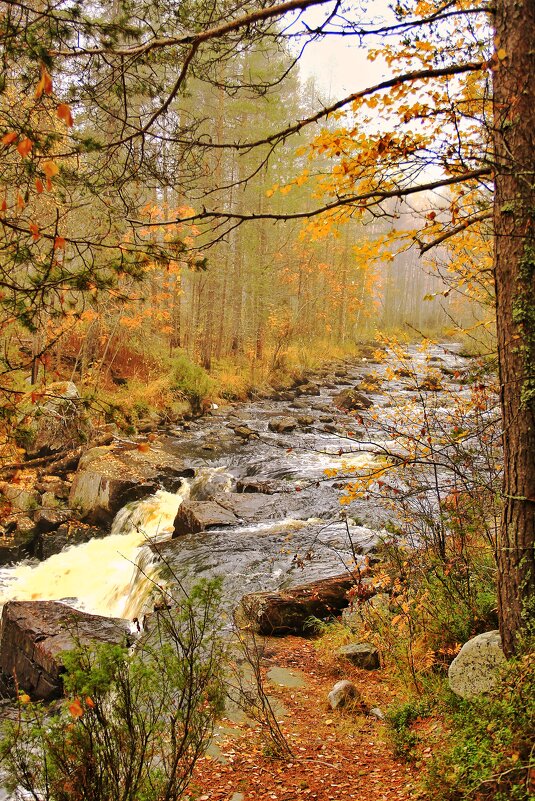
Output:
[131,167,493,227]
[416,209,493,253]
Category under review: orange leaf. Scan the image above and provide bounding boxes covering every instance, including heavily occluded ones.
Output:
[57,103,74,127]
[68,698,84,719]
[2,131,18,146]
[54,236,66,250]
[29,222,40,241]
[35,178,44,194]
[17,193,25,210]
[17,138,33,158]
[35,65,53,99]
[137,442,150,453]
[0,198,6,213]
[42,160,59,179]
[85,696,95,709]
[46,177,53,191]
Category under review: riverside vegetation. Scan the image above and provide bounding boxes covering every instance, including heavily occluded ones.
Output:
[0,341,532,801]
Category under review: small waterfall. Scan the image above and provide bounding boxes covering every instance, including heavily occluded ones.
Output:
[0,485,190,620]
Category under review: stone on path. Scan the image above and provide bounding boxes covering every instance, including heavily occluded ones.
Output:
[336,642,380,670]
[328,679,360,710]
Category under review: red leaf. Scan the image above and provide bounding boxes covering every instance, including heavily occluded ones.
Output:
[17,138,33,158]
[2,132,18,146]
[35,178,44,194]
[29,222,40,241]
[57,103,74,127]
[54,236,66,250]
[35,65,53,99]
[68,698,84,719]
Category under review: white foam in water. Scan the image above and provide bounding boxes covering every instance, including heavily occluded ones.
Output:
[0,487,189,619]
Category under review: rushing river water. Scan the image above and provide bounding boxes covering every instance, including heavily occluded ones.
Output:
[0,343,474,622]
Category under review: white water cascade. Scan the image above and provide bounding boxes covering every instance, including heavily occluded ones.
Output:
[0,485,190,619]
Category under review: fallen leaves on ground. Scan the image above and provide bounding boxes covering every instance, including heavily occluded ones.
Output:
[190,637,419,801]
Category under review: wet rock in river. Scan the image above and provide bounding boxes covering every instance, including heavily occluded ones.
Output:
[236,478,278,494]
[294,383,321,396]
[268,416,298,433]
[69,443,193,526]
[173,492,279,536]
[232,425,259,440]
[0,600,131,700]
[333,388,373,412]
[173,500,238,535]
[35,522,108,560]
[33,507,71,533]
[0,517,37,565]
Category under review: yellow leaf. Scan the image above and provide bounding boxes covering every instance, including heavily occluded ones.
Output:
[19,693,31,705]
[17,138,33,158]
[497,48,507,60]
[57,103,74,127]
[42,160,59,179]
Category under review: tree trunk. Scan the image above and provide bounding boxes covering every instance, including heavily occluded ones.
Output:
[493,0,535,656]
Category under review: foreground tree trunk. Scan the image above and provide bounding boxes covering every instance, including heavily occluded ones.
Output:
[493,0,535,656]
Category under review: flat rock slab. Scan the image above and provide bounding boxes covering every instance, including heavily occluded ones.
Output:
[173,492,281,536]
[0,600,131,700]
[69,444,192,525]
[267,666,306,689]
[236,573,358,635]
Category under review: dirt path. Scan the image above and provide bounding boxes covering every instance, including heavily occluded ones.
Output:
[190,637,419,801]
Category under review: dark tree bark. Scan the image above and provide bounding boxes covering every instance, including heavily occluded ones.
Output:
[493,0,535,656]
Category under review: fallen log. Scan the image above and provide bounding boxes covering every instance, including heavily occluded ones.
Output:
[236,572,368,636]
[0,432,115,479]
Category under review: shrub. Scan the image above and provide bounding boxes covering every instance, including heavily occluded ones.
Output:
[0,580,226,801]
[427,650,535,800]
[168,352,215,409]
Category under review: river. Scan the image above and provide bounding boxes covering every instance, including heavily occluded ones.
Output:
[0,343,475,623]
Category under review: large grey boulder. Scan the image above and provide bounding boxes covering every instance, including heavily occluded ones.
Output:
[448,630,507,699]
[19,381,91,458]
[69,444,192,526]
[0,600,131,700]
